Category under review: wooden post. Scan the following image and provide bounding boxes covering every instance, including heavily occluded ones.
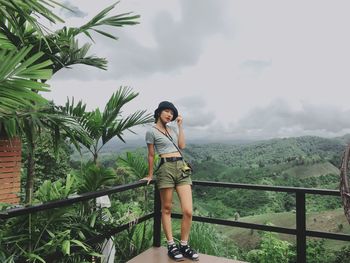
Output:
[0,137,21,204]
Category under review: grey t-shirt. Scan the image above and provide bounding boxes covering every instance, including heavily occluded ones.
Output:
[145,126,179,155]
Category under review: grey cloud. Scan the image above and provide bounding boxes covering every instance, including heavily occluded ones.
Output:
[175,96,206,108]
[231,99,350,139]
[109,0,230,78]
[175,96,216,128]
[55,0,231,80]
[240,59,272,75]
[60,2,88,18]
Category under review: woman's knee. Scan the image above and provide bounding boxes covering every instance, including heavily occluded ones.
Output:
[182,208,192,218]
[162,203,172,215]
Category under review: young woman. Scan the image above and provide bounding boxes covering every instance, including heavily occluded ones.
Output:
[142,101,199,261]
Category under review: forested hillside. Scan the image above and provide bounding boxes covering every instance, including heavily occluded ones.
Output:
[179,135,349,259]
[185,135,346,168]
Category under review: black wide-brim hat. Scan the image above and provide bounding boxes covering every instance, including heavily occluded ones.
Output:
[154,101,178,121]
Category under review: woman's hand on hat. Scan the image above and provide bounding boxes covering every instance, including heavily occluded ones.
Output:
[140,175,153,185]
[176,115,183,127]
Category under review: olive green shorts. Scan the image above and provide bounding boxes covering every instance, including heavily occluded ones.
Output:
[155,160,192,189]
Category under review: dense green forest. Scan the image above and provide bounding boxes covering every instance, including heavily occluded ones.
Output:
[182,135,350,262]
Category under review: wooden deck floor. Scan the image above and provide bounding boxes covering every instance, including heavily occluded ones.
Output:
[127,247,247,263]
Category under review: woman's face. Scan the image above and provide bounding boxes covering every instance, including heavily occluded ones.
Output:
[159,109,174,123]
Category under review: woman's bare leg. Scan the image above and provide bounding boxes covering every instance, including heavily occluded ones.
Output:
[159,187,174,241]
[175,184,193,241]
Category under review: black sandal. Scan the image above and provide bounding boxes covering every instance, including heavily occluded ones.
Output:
[168,243,184,261]
[179,244,199,261]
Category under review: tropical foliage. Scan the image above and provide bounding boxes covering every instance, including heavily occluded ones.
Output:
[0,0,142,204]
[0,47,52,124]
[61,87,153,164]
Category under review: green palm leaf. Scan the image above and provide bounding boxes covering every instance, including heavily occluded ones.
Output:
[0,0,65,45]
[77,3,140,39]
[61,87,152,163]
[0,46,52,119]
[117,152,159,180]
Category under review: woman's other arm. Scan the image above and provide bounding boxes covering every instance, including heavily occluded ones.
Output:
[177,115,186,149]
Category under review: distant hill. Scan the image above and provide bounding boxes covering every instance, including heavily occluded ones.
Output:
[72,134,349,169]
[283,162,339,178]
[185,135,347,168]
[218,208,350,251]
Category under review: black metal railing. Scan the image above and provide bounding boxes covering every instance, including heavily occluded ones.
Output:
[166,181,350,263]
[1,180,350,263]
[0,181,155,262]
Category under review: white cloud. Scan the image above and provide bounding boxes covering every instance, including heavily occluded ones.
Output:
[46,0,350,142]
[230,99,350,139]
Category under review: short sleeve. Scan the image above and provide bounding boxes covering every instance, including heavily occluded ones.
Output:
[169,125,178,134]
[145,130,154,144]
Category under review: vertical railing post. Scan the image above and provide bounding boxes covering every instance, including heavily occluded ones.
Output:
[153,184,161,247]
[296,191,306,263]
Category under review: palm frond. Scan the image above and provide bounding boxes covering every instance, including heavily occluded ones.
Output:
[75,2,140,40]
[102,87,138,126]
[117,152,148,179]
[0,0,65,45]
[103,110,153,144]
[0,31,16,50]
[0,46,52,120]
[52,39,107,73]
[74,162,116,193]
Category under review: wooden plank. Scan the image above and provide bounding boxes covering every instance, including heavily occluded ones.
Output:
[0,178,21,184]
[0,145,19,148]
[0,193,19,199]
[0,146,21,151]
[0,164,21,169]
[0,153,21,157]
[0,181,20,187]
[0,187,20,195]
[0,166,21,172]
[0,189,15,195]
[0,172,19,179]
[0,189,19,195]
[127,247,247,263]
[0,141,21,147]
[0,182,20,190]
[0,162,21,167]
[0,182,20,188]
[0,156,21,162]
[0,139,21,144]
[0,137,21,205]
[0,151,21,157]
[0,174,21,183]
[0,186,20,192]
[0,174,20,180]
[0,197,20,204]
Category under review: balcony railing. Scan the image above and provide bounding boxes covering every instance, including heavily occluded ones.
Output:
[1,180,350,263]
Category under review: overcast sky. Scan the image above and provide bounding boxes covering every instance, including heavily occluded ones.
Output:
[45,0,350,142]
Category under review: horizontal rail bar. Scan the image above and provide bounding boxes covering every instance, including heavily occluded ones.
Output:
[172,213,296,235]
[193,180,340,196]
[306,230,350,242]
[0,180,155,219]
[172,213,350,242]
